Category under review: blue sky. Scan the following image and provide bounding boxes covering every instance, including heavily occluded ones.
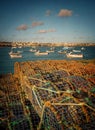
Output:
[0,0,95,43]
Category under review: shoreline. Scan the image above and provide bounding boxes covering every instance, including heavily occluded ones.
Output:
[0,42,95,47]
[0,59,95,75]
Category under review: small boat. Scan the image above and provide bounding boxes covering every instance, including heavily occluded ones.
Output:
[66,52,83,58]
[9,52,22,58]
[9,47,22,58]
[34,50,49,56]
[46,47,55,53]
[46,50,54,53]
[17,50,23,53]
[63,47,69,50]
[29,48,37,52]
[58,50,66,54]
[18,46,22,48]
[73,49,81,52]
[81,47,85,50]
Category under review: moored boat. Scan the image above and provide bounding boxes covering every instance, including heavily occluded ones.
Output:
[34,50,49,56]
[46,50,54,53]
[58,50,66,54]
[81,47,85,50]
[66,52,83,58]
[73,49,81,52]
[9,47,22,58]
[29,48,37,52]
[9,52,22,58]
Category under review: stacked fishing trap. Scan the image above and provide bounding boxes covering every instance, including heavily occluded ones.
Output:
[0,74,33,130]
[15,60,95,130]
[0,60,95,130]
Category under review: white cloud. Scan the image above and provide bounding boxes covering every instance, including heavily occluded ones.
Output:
[46,10,51,16]
[37,29,56,33]
[32,21,44,27]
[38,30,47,33]
[58,9,73,17]
[16,24,28,30]
[48,29,56,32]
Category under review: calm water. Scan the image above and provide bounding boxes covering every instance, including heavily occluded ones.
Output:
[0,46,95,74]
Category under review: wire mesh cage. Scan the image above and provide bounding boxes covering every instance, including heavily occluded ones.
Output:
[0,74,33,130]
[38,94,95,130]
[0,60,95,130]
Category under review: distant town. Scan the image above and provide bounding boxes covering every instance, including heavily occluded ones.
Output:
[0,41,95,47]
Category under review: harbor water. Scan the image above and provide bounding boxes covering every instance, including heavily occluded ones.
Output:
[0,46,95,74]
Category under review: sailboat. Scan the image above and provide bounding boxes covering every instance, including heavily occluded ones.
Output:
[9,47,22,58]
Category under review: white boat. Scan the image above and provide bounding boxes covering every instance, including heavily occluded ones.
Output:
[34,50,49,56]
[9,47,22,58]
[81,47,85,50]
[58,50,66,54]
[66,52,83,58]
[73,49,81,52]
[46,50,54,53]
[17,50,23,53]
[46,47,55,53]
[63,47,69,50]
[29,48,37,52]
[9,52,22,58]
[18,46,22,48]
